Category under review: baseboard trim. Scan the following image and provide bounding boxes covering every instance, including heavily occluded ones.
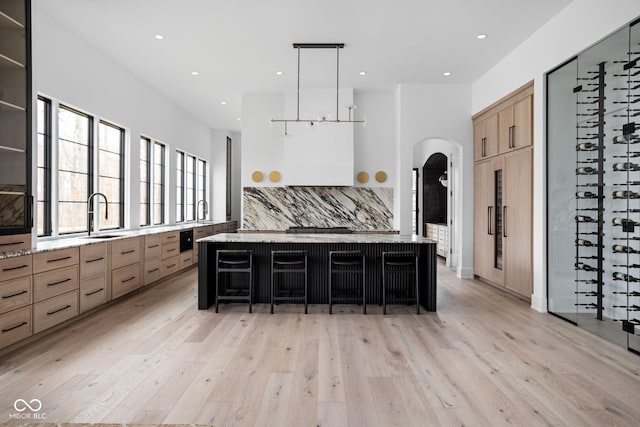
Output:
[456,266,474,279]
[531,293,547,313]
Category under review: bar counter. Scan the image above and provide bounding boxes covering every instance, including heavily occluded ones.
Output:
[197,233,437,311]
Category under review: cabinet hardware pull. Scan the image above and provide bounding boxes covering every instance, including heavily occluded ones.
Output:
[503,206,508,237]
[2,321,27,333]
[148,244,160,248]
[86,257,104,263]
[148,268,160,273]
[2,264,28,272]
[121,276,136,283]
[121,249,135,255]
[48,256,72,263]
[167,248,176,253]
[511,125,516,148]
[2,290,28,299]
[47,305,71,316]
[488,206,493,235]
[167,264,176,268]
[0,241,24,247]
[47,278,72,287]
[482,137,486,157]
[85,288,104,296]
[167,235,177,239]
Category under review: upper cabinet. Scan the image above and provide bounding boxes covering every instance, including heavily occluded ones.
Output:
[473,82,533,161]
[0,0,31,236]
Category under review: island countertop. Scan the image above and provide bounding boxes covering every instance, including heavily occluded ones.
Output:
[198,232,436,245]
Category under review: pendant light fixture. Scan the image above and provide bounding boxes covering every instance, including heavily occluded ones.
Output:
[270,43,365,134]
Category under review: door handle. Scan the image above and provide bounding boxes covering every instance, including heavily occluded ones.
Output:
[488,206,493,235]
[482,138,486,157]
[503,206,508,237]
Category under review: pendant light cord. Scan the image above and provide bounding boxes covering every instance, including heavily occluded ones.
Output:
[336,46,340,122]
[297,46,301,121]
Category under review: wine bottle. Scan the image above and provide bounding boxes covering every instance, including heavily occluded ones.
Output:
[576,167,598,175]
[576,142,599,151]
[576,215,596,223]
[576,239,596,247]
[576,191,598,199]
[612,190,640,199]
[612,217,639,226]
[612,244,640,254]
[613,134,639,144]
[612,162,640,171]
[613,272,640,282]
[576,262,598,272]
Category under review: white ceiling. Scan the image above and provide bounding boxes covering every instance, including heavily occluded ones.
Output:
[39,0,573,132]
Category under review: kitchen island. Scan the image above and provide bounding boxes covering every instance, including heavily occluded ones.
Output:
[197,233,437,312]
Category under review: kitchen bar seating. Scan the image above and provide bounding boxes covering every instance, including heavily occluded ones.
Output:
[215,250,254,313]
[382,251,420,315]
[329,250,366,314]
[270,250,308,314]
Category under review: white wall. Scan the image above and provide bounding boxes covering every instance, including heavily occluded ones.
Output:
[33,3,221,229]
[396,84,474,278]
[471,0,640,312]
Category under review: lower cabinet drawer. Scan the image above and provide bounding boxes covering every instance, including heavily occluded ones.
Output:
[161,255,180,277]
[180,251,193,269]
[80,275,107,313]
[144,259,162,285]
[112,263,141,299]
[0,275,32,315]
[33,290,79,334]
[33,265,79,302]
[0,306,32,349]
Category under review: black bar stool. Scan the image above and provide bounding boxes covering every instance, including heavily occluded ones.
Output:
[215,250,253,313]
[329,251,366,314]
[271,250,308,314]
[382,251,419,315]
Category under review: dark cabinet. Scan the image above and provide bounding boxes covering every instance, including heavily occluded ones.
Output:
[0,0,31,235]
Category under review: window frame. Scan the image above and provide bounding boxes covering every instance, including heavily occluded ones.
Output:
[36,96,52,237]
[176,150,185,223]
[140,136,151,227]
[97,119,125,231]
[153,141,166,225]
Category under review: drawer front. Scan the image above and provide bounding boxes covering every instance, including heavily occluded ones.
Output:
[161,255,180,277]
[161,231,179,246]
[0,254,32,281]
[111,238,142,270]
[193,227,210,240]
[144,235,162,261]
[161,241,179,260]
[33,265,79,302]
[0,233,31,253]
[80,275,107,313]
[112,263,141,299]
[80,244,107,280]
[213,224,223,234]
[0,275,32,314]
[33,290,79,334]
[0,306,32,349]
[180,250,193,269]
[144,259,162,285]
[33,247,79,274]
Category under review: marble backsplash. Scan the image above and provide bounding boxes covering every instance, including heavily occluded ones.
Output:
[242,187,393,231]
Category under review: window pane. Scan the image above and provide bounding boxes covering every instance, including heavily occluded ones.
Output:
[176,151,184,222]
[98,121,123,229]
[58,201,87,234]
[58,170,88,202]
[58,140,89,174]
[37,98,52,236]
[186,155,196,221]
[153,142,165,225]
[58,107,90,145]
[140,137,150,226]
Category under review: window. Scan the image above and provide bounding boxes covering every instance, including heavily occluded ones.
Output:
[36,97,52,236]
[36,96,128,237]
[153,142,165,225]
[197,159,206,220]
[57,106,92,234]
[186,154,196,221]
[226,136,232,220]
[98,121,124,230]
[176,150,184,222]
[140,137,150,226]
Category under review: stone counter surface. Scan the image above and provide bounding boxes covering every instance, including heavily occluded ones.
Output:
[199,232,435,245]
[0,220,236,259]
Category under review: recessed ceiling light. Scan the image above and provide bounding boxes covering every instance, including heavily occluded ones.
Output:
[221,101,227,105]
[155,34,164,40]
[276,71,283,75]
[443,72,451,76]
[477,34,487,40]
[359,71,367,76]
[191,71,199,76]
[236,117,241,121]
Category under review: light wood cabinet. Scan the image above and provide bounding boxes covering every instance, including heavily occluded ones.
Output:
[0,233,30,252]
[498,95,532,153]
[144,234,162,260]
[111,263,141,299]
[33,264,79,303]
[33,247,79,274]
[0,253,31,282]
[144,259,162,284]
[0,305,31,348]
[180,250,193,269]
[33,290,78,334]
[110,237,142,270]
[0,275,31,314]
[473,114,498,161]
[79,244,107,313]
[161,256,180,277]
[425,223,448,258]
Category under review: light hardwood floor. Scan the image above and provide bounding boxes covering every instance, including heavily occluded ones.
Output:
[1,261,639,426]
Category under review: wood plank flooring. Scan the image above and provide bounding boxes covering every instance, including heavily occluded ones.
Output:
[1,261,639,426]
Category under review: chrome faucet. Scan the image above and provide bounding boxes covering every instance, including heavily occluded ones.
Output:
[197,199,208,223]
[87,192,109,236]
